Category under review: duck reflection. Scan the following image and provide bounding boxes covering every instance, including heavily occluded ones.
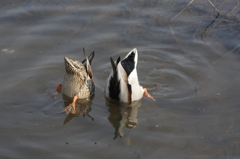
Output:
[106,99,141,139]
[63,94,94,125]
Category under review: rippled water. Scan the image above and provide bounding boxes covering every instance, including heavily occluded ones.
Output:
[1,0,240,158]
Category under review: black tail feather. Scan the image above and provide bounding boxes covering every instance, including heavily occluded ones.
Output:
[81,48,95,65]
[109,57,121,100]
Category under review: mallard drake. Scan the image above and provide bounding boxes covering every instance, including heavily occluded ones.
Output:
[56,48,95,114]
[104,48,155,103]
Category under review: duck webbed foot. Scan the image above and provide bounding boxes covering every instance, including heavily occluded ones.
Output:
[143,88,156,101]
[64,95,78,114]
[56,84,62,93]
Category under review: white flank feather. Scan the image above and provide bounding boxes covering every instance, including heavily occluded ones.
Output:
[128,69,144,101]
[117,62,129,102]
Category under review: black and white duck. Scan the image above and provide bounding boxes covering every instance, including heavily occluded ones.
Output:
[105,48,155,103]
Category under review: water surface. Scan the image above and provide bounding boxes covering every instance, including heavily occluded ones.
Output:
[0,0,240,158]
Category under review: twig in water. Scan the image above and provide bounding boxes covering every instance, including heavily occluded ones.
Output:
[227,0,239,17]
[169,25,177,41]
[200,0,220,42]
[170,0,195,21]
[207,0,220,13]
[169,25,187,54]
[212,44,240,65]
[200,12,219,42]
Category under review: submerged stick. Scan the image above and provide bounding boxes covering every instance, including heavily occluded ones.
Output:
[200,12,220,42]
[208,0,220,13]
[169,25,187,54]
[170,0,195,21]
[212,44,240,65]
[200,0,220,42]
[169,25,177,40]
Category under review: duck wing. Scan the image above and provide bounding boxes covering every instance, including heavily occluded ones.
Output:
[121,51,135,76]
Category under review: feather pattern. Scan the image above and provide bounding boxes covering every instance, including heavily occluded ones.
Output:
[105,48,144,103]
[108,57,121,100]
[62,50,95,99]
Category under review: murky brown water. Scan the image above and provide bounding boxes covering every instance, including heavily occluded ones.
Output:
[1,0,240,158]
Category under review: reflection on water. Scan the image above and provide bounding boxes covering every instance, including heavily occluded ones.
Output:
[62,94,94,125]
[106,99,141,139]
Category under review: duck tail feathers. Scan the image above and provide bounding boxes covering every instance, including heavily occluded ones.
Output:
[81,48,95,65]
[83,48,93,79]
[108,57,121,100]
[110,56,121,73]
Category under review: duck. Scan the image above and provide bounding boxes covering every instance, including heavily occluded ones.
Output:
[104,48,155,103]
[56,48,95,114]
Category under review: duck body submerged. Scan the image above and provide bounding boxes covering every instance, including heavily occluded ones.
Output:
[105,48,153,103]
[58,49,95,114]
[62,56,94,99]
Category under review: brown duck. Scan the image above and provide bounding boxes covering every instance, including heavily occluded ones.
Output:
[56,48,95,114]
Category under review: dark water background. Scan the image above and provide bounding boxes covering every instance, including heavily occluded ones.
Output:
[0,0,240,158]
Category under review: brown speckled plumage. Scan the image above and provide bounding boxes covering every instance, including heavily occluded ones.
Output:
[62,55,94,99]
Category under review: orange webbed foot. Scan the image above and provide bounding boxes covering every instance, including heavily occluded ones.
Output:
[143,88,156,101]
[64,96,78,114]
[64,104,76,114]
[56,84,62,93]
[52,84,62,99]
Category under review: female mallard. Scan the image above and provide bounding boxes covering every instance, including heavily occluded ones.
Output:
[104,48,155,103]
[56,48,95,114]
